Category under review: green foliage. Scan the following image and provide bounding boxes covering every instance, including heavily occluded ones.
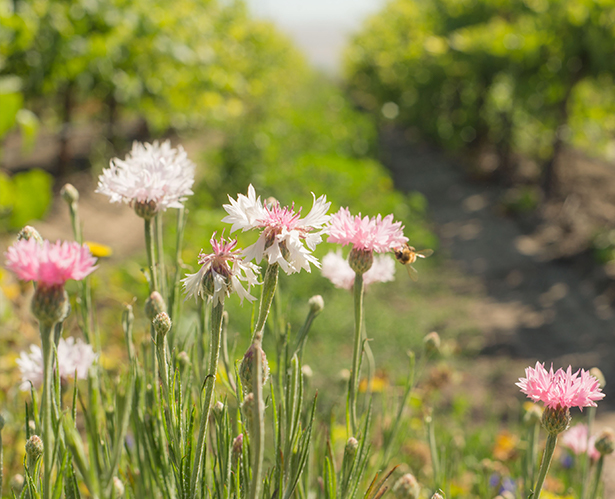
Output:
[0,169,52,229]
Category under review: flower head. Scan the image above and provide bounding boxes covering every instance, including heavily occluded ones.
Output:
[561,424,600,461]
[222,185,330,274]
[321,250,395,290]
[327,208,408,253]
[96,140,195,216]
[5,238,97,288]
[516,362,605,410]
[182,233,260,305]
[17,337,98,391]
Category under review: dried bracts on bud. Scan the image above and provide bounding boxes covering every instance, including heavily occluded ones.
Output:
[595,428,615,456]
[153,312,172,339]
[541,406,571,435]
[145,291,167,320]
[182,233,260,305]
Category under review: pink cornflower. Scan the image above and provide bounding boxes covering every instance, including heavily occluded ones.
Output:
[561,424,600,461]
[327,208,408,253]
[321,250,396,290]
[516,362,605,410]
[222,185,330,274]
[182,233,260,305]
[5,238,97,288]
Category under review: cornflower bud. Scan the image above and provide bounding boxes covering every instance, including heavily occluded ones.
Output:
[541,406,571,435]
[241,393,255,434]
[177,351,191,370]
[213,401,225,417]
[239,344,269,394]
[133,200,158,220]
[423,332,441,355]
[25,435,44,471]
[589,367,606,389]
[348,248,374,274]
[522,403,543,427]
[60,183,79,205]
[153,312,172,340]
[145,292,166,321]
[431,493,445,499]
[308,295,324,314]
[392,473,421,499]
[113,476,125,497]
[10,474,25,493]
[594,428,615,456]
[32,285,70,326]
[232,433,244,466]
[345,437,359,460]
[17,226,43,244]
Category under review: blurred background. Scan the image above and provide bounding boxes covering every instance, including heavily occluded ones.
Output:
[4,0,615,482]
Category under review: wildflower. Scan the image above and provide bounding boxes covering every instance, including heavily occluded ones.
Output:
[239,343,270,394]
[321,250,396,290]
[96,140,195,218]
[516,362,604,411]
[595,428,615,456]
[222,185,330,274]
[5,238,97,288]
[561,424,599,461]
[17,337,98,390]
[182,233,259,305]
[392,473,421,499]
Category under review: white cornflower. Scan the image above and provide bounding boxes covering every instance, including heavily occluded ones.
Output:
[321,250,396,290]
[182,234,260,306]
[17,337,98,391]
[222,185,331,274]
[96,140,195,217]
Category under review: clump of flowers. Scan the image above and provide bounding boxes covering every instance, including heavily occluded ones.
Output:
[222,185,330,274]
[17,337,98,390]
[182,233,260,305]
[327,208,407,274]
[321,250,395,290]
[96,140,195,218]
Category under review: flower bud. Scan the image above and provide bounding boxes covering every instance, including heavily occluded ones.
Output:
[423,332,441,355]
[431,493,444,499]
[17,225,43,244]
[348,248,374,274]
[25,435,44,470]
[392,473,421,499]
[232,433,244,465]
[145,292,166,321]
[345,437,359,460]
[308,295,324,315]
[177,351,191,370]
[153,312,172,340]
[239,344,270,394]
[590,368,606,389]
[10,474,25,493]
[213,401,225,417]
[541,406,571,435]
[113,476,125,497]
[241,393,255,434]
[522,403,543,427]
[302,365,313,379]
[32,285,70,326]
[595,428,615,456]
[60,183,80,205]
[133,200,158,220]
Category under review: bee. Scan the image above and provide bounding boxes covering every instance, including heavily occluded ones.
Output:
[393,244,433,281]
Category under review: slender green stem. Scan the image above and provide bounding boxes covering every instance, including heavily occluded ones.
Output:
[144,218,158,292]
[155,213,168,301]
[532,432,558,499]
[249,340,265,499]
[526,421,540,497]
[348,272,364,436]
[40,323,55,499]
[589,454,604,499]
[426,414,440,491]
[190,301,224,497]
[253,263,279,340]
[581,406,597,499]
[169,206,186,326]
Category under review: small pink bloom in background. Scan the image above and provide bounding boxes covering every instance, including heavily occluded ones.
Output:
[516,362,605,410]
[327,208,408,253]
[96,140,195,212]
[17,337,98,390]
[321,250,395,290]
[561,424,600,461]
[5,238,97,287]
[222,185,330,274]
[182,233,260,305]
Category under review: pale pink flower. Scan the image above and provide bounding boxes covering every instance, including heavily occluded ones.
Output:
[5,238,97,287]
[327,208,408,253]
[222,185,330,274]
[321,250,396,290]
[17,337,98,391]
[96,140,195,212]
[516,362,605,410]
[561,424,600,461]
[182,233,260,305]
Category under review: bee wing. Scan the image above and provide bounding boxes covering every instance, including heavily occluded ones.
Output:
[416,249,434,258]
[406,264,419,281]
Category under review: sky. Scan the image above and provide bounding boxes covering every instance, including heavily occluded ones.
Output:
[244,0,386,72]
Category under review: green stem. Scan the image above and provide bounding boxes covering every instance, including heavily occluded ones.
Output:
[581,406,597,499]
[253,263,279,340]
[426,414,440,491]
[155,213,167,301]
[169,207,186,326]
[40,323,55,499]
[533,432,558,499]
[144,218,158,292]
[249,340,265,499]
[589,455,604,499]
[190,301,224,497]
[348,272,364,436]
[526,421,540,497]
